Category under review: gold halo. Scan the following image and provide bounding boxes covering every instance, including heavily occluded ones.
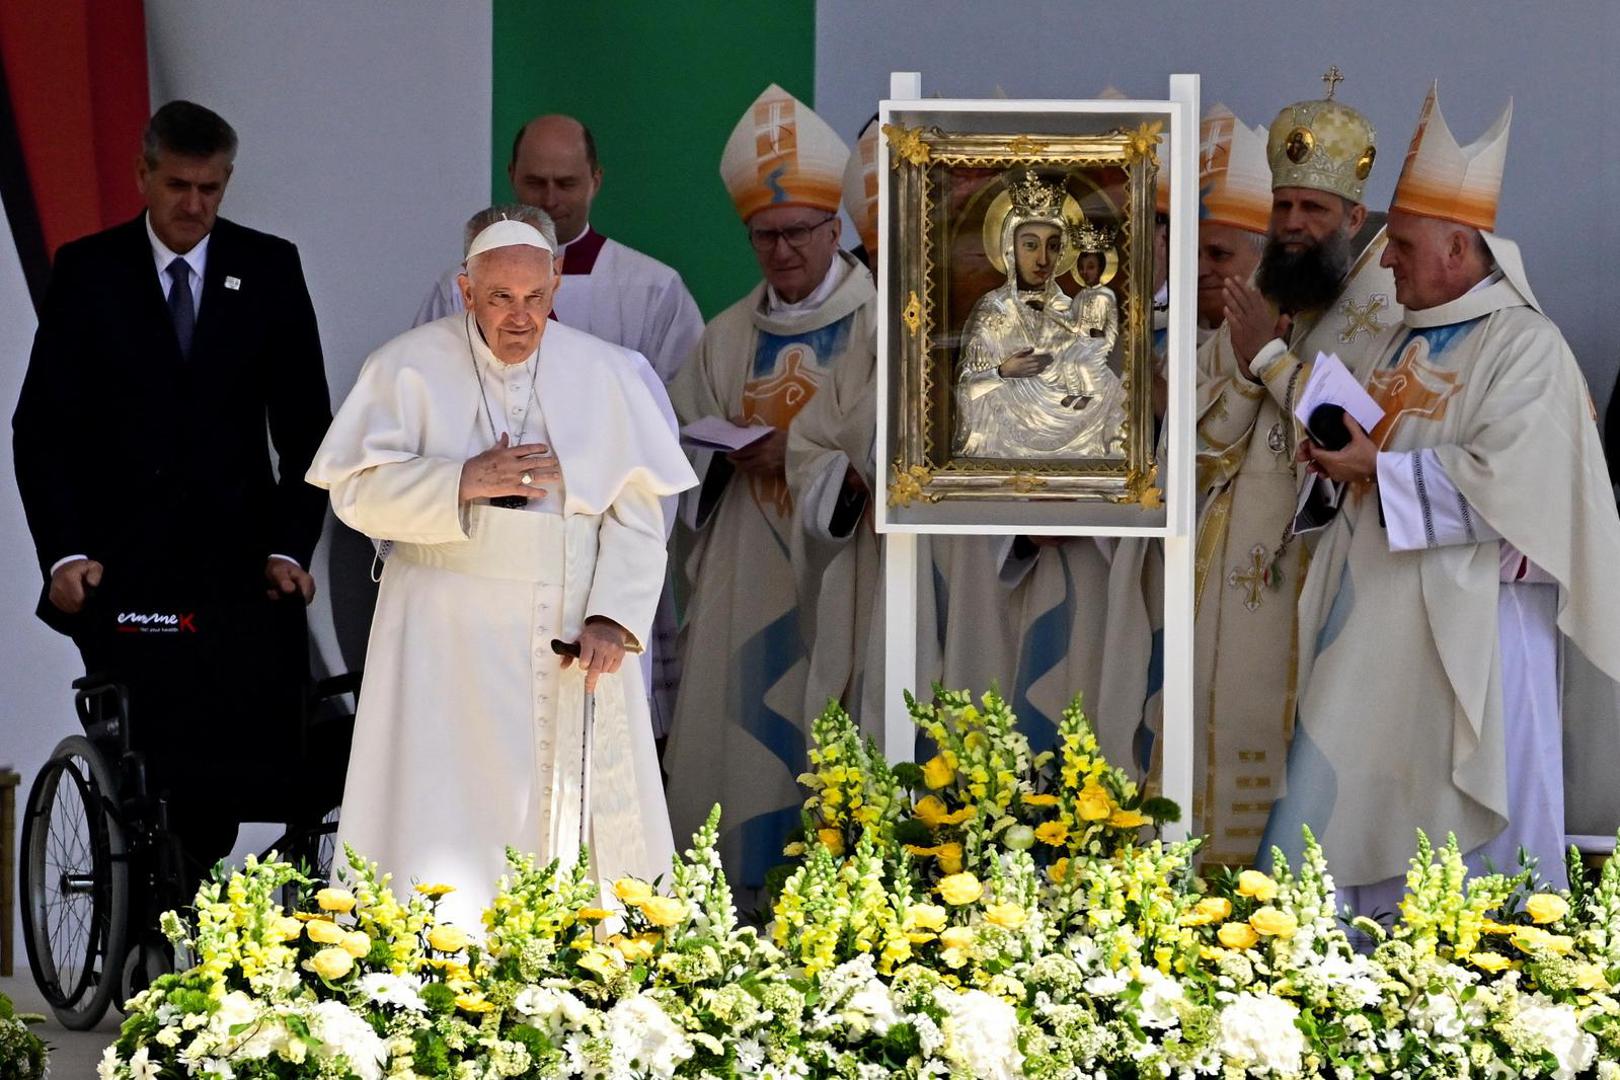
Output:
[982,187,1086,278]
[1073,245,1121,287]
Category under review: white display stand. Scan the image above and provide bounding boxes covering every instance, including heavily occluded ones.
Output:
[875,73,1199,842]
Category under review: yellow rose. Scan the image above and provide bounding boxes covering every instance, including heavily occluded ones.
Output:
[782,842,806,857]
[1034,821,1069,846]
[1075,783,1113,821]
[1022,792,1061,807]
[306,919,346,946]
[309,947,354,980]
[610,933,656,963]
[426,924,469,953]
[341,930,372,959]
[1546,934,1575,955]
[1236,870,1279,903]
[637,897,688,928]
[904,903,948,932]
[1511,925,1552,953]
[613,878,654,905]
[577,907,613,923]
[1249,907,1298,938]
[1525,894,1570,925]
[1196,897,1233,922]
[1481,919,1516,935]
[413,883,456,898]
[817,828,846,857]
[937,842,965,875]
[984,902,1027,930]
[914,795,975,828]
[273,915,303,942]
[1049,858,1070,884]
[1218,922,1260,950]
[315,887,356,914]
[1573,963,1608,991]
[937,872,984,906]
[1107,808,1150,830]
[922,753,957,790]
[577,947,621,980]
[455,992,495,1013]
[1470,952,1512,973]
[939,926,975,951]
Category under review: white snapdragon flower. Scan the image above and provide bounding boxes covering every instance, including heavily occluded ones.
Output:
[513,985,591,1040]
[1216,992,1305,1076]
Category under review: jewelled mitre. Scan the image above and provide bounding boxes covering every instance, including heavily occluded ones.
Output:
[721,83,847,222]
[1200,103,1272,235]
[1267,71,1377,203]
[842,117,879,255]
[1390,81,1512,232]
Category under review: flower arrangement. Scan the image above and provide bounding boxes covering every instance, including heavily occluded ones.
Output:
[0,991,48,1080]
[101,689,1620,1078]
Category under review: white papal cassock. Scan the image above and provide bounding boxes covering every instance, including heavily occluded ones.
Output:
[308,314,696,932]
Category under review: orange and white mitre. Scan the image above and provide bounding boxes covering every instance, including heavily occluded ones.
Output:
[1390,81,1512,232]
[721,83,847,222]
[842,117,879,257]
[1199,103,1272,235]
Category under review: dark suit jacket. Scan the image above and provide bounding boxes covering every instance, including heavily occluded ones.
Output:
[13,214,332,635]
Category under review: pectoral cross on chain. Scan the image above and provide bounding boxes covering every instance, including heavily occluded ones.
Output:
[1228,544,1275,612]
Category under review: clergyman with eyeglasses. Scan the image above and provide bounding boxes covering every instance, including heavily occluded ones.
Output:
[663,84,878,897]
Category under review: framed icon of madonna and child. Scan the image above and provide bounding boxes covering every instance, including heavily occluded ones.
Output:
[881,114,1163,517]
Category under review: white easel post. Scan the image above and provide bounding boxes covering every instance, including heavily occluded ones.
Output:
[881,71,923,765]
[1159,74,1200,842]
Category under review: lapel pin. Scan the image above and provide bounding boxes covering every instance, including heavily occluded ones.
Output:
[224,276,242,291]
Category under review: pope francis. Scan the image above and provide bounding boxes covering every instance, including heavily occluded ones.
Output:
[308,214,696,931]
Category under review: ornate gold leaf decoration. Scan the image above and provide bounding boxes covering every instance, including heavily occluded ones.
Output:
[1125,121,1164,167]
[1006,134,1049,156]
[1009,471,1047,494]
[901,291,922,337]
[883,123,932,167]
[887,463,941,508]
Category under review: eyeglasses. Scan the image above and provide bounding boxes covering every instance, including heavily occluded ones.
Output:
[747,214,837,252]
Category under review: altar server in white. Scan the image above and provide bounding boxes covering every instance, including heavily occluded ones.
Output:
[309,215,696,931]
[1263,85,1620,910]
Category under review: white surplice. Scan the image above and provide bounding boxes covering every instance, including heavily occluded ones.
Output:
[307,314,696,931]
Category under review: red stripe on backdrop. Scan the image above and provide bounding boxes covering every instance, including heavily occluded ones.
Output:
[0,0,148,259]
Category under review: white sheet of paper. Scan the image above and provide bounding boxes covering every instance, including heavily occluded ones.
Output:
[1294,351,1385,435]
[679,416,775,452]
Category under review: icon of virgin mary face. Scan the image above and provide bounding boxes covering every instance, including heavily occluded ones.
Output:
[1013,222,1064,288]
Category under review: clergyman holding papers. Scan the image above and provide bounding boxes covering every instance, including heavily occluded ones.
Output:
[308,213,696,930]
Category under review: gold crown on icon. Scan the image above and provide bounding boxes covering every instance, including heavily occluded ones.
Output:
[1009,171,1065,218]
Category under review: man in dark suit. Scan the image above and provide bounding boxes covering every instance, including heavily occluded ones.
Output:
[12,100,332,891]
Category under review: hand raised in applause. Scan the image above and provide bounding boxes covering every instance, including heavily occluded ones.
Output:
[459,434,561,503]
[559,617,629,693]
[1223,280,1292,377]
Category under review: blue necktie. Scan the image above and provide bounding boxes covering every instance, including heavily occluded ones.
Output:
[166,256,195,360]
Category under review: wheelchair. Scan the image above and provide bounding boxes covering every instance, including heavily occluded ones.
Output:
[17,594,359,1030]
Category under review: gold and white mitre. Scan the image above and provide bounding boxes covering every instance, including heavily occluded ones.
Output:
[1267,68,1377,202]
[1199,103,1272,235]
[842,117,879,255]
[721,83,847,222]
[1390,81,1512,232]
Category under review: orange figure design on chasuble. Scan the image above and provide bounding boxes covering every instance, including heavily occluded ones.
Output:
[1366,334,1463,448]
[741,345,819,516]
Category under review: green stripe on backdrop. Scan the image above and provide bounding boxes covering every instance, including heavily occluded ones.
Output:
[491,1,817,320]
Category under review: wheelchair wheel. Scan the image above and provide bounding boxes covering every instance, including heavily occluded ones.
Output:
[20,734,130,1030]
